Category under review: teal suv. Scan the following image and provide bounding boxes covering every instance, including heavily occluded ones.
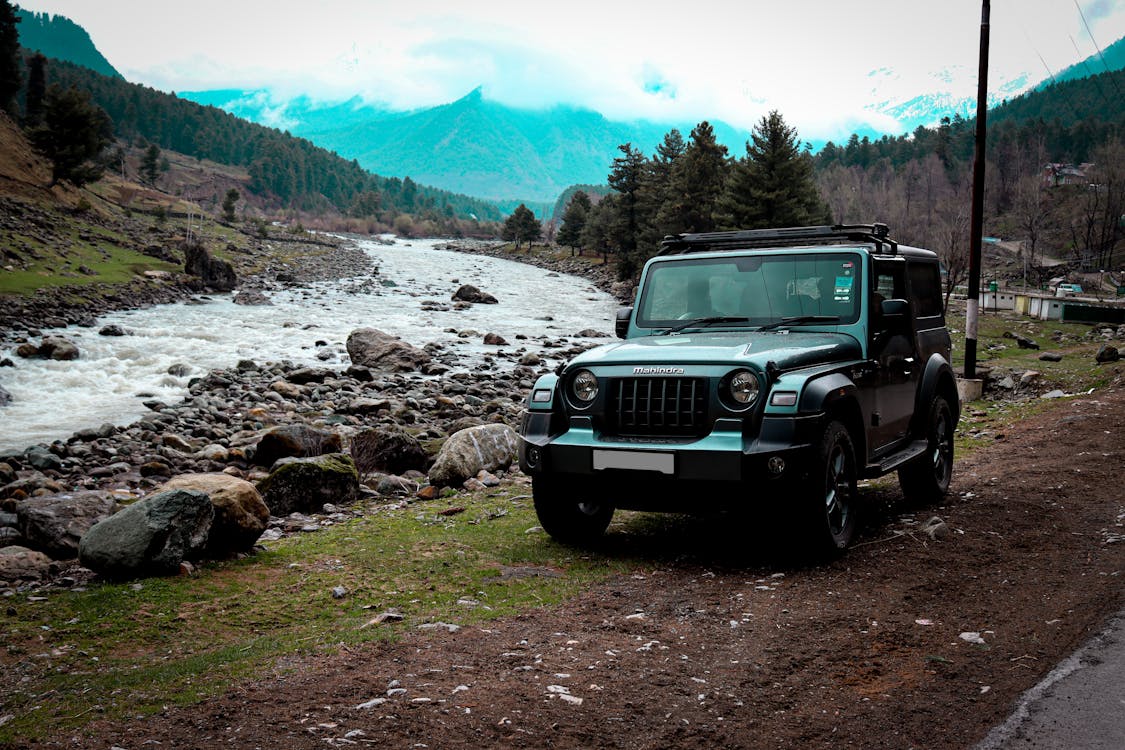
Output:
[518,225,959,554]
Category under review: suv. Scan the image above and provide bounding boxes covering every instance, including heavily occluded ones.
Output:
[518,224,959,554]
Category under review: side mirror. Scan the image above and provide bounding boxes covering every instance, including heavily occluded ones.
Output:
[615,307,633,339]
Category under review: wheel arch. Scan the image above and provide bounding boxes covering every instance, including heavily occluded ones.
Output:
[800,372,867,462]
[915,355,960,435]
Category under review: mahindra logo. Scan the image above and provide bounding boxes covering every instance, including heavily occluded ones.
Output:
[633,366,686,375]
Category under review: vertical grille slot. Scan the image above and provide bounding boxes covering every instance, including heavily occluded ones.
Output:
[609,377,707,436]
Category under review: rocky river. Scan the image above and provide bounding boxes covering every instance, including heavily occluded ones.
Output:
[0,236,622,583]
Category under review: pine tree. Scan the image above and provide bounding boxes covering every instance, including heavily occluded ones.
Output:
[556,190,591,254]
[637,128,686,251]
[656,121,730,235]
[140,143,161,185]
[29,85,113,187]
[221,188,240,222]
[24,53,47,128]
[0,0,19,116]
[716,110,828,230]
[501,204,541,249]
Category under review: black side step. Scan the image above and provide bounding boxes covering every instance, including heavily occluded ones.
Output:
[866,439,928,475]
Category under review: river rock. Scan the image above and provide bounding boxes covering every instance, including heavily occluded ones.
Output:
[252,424,343,467]
[78,489,214,578]
[0,545,54,580]
[38,336,80,361]
[99,324,129,336]
[156,474,269,554]
[346,328,431,372]
[451,284,498,304]
[25,445,63,472]
[483,332,507,346]
[350,427,429,476]
[0,384,10,406]
[15,491,117,559]
[428,424,519,488]
[183,241,237,291]
[257,453,360,515]
[286,367,332,384]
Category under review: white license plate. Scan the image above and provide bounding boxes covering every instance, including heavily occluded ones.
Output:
[592,449,675,475]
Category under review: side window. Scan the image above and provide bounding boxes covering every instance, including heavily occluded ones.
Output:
[908,263,943,318]
[872,259,906,303]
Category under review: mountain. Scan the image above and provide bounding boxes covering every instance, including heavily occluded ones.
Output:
[34,58,505,223]
[1043,34,1125,87]
[182,87,753,204]
[15,9,121,79]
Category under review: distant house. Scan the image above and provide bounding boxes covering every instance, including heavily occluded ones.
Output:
[1043,162,1094,187]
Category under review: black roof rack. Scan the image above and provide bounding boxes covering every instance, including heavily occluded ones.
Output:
[658,223,898,256]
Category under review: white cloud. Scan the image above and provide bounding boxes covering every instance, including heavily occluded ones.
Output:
[16,0,1125,139]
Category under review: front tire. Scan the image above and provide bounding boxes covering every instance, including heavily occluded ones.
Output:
[533,475,614,546]
[803,420,859,554]
[898,395,954,505]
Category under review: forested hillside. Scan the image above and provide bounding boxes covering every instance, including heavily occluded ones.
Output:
[21,56,504,223]
[815,69,1125,171]
[14,8,119,79]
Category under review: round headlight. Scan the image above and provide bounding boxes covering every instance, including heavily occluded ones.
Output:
[729,370,760,406]
[571,369,599,403]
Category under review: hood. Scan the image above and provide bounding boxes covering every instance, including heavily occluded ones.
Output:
[569,330,862,371]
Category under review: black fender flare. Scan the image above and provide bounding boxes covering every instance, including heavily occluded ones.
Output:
[798,372,867,460]
[914,354,960,434]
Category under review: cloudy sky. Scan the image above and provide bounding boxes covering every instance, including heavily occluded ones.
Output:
[16,0,1125,140]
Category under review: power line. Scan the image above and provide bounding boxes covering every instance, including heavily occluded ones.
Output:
[1074,0,1124,99]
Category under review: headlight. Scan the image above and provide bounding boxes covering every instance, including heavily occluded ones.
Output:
[728,370,760,406]
[571,369,598,404]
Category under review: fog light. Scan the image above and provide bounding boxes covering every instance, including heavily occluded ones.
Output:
[527,446,542,467]
[767,456,786,476]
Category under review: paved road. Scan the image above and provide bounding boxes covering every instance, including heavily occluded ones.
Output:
[975,606,1125,749]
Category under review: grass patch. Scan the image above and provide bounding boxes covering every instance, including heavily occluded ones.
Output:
[0,489,641,743]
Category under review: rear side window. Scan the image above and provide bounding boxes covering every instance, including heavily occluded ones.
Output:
[908,263,943,318]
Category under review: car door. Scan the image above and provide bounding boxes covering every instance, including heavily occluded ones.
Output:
[869,258,919,453]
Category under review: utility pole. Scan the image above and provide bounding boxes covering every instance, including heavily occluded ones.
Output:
[964,0,990,379]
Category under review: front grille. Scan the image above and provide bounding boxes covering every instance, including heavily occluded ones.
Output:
[606,377,708,437]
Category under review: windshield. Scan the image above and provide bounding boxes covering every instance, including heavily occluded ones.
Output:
[636,251,862,329]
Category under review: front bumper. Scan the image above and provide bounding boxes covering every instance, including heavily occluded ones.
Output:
[519,411,819,506]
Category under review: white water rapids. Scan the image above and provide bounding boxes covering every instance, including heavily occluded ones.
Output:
[0,238,618,453]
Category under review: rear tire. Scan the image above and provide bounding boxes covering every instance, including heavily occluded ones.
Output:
[898,395,954,505]
[532,475,614,546]
[803,420,859,555]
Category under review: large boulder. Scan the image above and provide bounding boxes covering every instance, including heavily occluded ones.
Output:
[257,453,360,516]
[17,336,81,361]
[428,424,519,488]
[16,490,118,559]
[252,424,342,467]
[78,489,214,579]
[0,545,54,581]
[346,328,431,372]
[452,284,498,304]
[350,427,429,476]
[183,242,237,291]
[1095,344,1120,363]
[156,474,269,555]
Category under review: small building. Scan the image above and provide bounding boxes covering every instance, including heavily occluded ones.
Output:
[1043,162,1094,187]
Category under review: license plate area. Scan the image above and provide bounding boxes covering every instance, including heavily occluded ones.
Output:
[592,449,675,475]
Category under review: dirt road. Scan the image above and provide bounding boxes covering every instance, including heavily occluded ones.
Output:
[36,384,1125,749]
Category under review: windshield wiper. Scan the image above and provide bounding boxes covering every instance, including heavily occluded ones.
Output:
[661,316,750,335]
[757,315,841,332]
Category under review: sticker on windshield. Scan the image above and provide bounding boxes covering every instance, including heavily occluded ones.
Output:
[834,275,853,301]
